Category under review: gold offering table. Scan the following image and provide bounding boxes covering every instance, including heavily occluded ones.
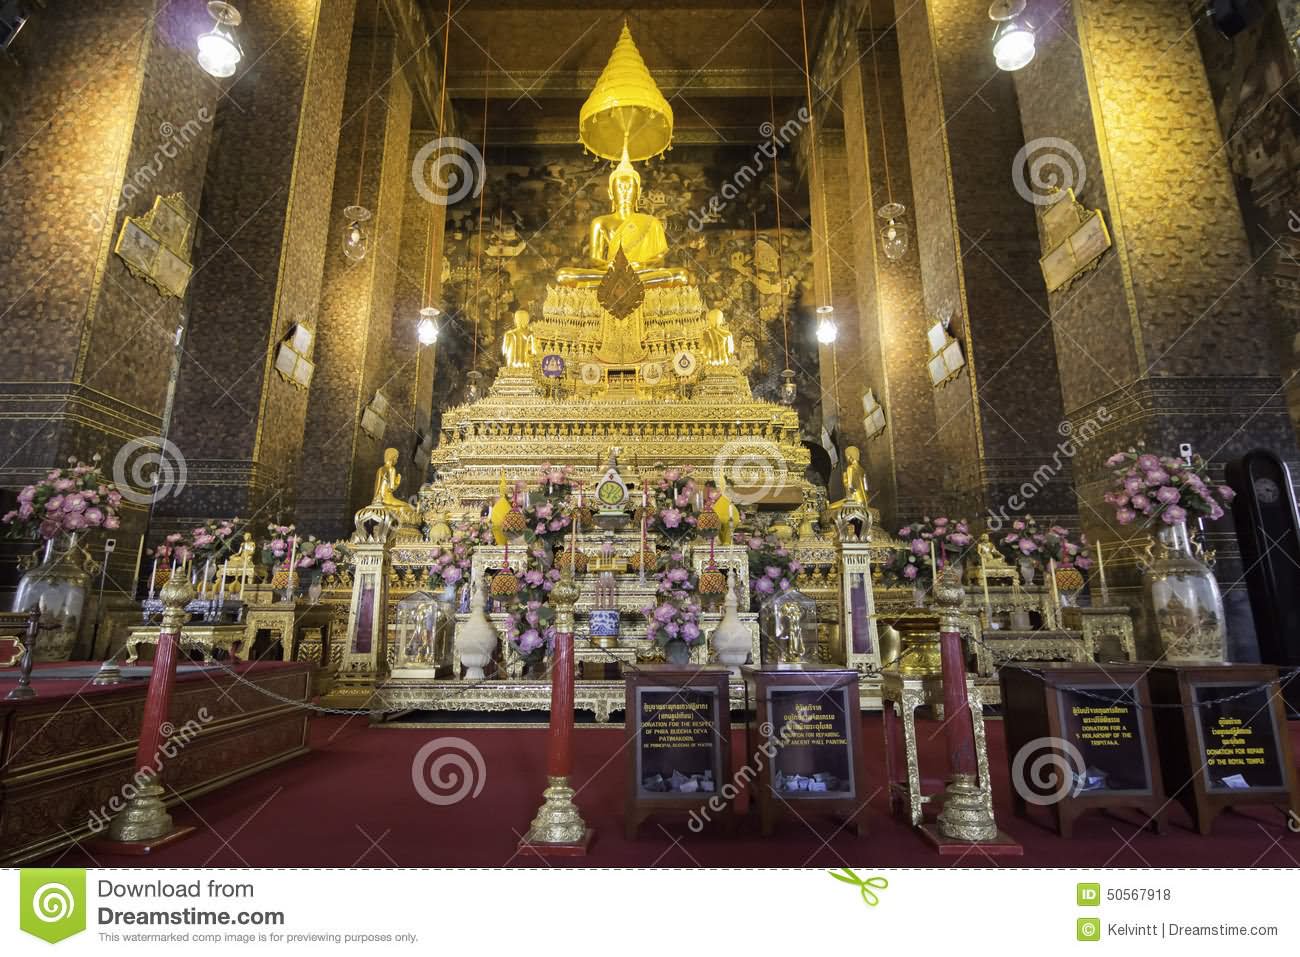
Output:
[124,623,248,664]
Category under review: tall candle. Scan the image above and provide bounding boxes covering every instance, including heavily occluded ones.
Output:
[1048,557,1061,610]
[219,560,228,601]
[149,556,158,599]
[929,540,938,591]
[286,536,298,597]
[981,564,993,627]
[1095,539,1109,606]
[203,558,213,599]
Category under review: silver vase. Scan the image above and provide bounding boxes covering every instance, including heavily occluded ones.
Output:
[1142,521,1226,662]
[13,533,89,662]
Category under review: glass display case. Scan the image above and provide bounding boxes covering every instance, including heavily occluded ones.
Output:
[393,590,452,676]
[759,585,819,665]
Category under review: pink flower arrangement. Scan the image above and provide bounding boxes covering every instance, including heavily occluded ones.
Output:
[535,463,575,497]
[259,523,297,570]
[745,528,801,604]
[503,545,560,661]
[880,516,973,588]
[996,516,1093,571]
[643,550,703,647]
[649,466,716,543]
[3,456,123,541]
[188,517,242,563]
[150,531,191,564]
[1103,447,1235,527]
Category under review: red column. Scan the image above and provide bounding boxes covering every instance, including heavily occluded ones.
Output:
[938,624,977,778]
[546,630,574,777]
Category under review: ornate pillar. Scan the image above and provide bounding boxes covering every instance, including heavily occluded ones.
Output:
[837,25,943,526]
[384,131,449,490]
[165,0,358,524]
[806,129,867,455]
[894,0,1075,522]
[1011,0,1298,653]
[330,507,395,706]
[296,21,414,539]
[0,0,221,585]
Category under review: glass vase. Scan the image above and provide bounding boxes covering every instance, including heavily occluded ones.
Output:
[13,533,89,662]
[1142,521,1226,662]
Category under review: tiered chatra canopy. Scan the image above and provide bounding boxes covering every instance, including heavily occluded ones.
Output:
[579,24,674,162]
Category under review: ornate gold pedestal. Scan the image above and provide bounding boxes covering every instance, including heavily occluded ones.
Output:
[522,775,593,849]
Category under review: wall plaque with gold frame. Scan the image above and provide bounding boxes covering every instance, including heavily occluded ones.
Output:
[1037,189,1112,294]
[113,193,196,299]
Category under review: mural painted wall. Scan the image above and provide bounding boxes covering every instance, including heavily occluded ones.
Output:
[1196,3,1300,426]
[431,143,821,438]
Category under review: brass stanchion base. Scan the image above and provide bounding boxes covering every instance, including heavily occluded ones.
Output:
[920,774,1022,856]
[90,778,196,855]
[518,775,594,857]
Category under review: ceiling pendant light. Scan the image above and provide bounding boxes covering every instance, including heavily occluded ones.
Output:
[417,306,440,346]
[197,2,243,78]
[877,202,909,262]
[989,0,1036,72]
[341,205,371,262]
[815,305,838,345]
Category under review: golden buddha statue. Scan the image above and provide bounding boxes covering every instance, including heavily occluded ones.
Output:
[372,447,421,526]
[501,309,536,369]
[701,309,735,366]
[556,150,688,289]
[824,446,878,529]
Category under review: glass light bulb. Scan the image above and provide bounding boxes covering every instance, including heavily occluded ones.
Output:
[417,307,440,345]
[816,319,838,345]
[993,19,1035,71]
[197,28,241,77]
[342,220,369,262]
[880,220,909,261]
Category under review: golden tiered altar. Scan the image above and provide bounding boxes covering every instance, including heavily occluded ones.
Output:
[302,23,1129,718]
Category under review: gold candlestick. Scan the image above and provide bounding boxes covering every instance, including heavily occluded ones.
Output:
[1095,539,1109,606]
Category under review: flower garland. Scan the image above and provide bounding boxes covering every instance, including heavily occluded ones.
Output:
[3,456,123,540]
[643,550,703,648]
[1103,447,1235,527]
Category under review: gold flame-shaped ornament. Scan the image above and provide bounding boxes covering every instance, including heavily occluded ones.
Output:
[579,23,674,162]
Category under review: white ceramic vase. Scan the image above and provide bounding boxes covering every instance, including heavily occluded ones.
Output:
[712,573,751,675]
[457,579,498,680]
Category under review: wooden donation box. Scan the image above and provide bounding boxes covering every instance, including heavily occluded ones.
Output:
[742,666,867,837]
[1000,664,1166,838]
[625,666,732,838]
[1149,663,1299,835]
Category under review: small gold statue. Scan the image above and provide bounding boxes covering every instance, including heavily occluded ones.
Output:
[501,309,537,369]
[372,448,421,526]
[712,473,741,545]
[225,531,258,585]
[556,149,688,288]
[701,308,735,366]
[489,471,512,546]
[824,446,877,527]
[780,601,806,661]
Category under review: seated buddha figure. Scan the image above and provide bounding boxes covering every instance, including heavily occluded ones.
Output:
[372,447,421,527]
[556,151,689,288]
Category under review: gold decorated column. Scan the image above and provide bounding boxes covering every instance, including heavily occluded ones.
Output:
[894,0,1075,522]
[1011,0,1298,647]
[297,17,415,539]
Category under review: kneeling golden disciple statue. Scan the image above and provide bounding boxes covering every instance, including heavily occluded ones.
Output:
[372,448,421,527]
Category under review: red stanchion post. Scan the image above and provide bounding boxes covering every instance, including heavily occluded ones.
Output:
[101,575,198,850]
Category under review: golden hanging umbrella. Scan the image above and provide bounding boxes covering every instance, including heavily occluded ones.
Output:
[579,23,674,162]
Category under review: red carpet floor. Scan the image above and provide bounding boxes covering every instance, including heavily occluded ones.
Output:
[45,715,1300,869]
